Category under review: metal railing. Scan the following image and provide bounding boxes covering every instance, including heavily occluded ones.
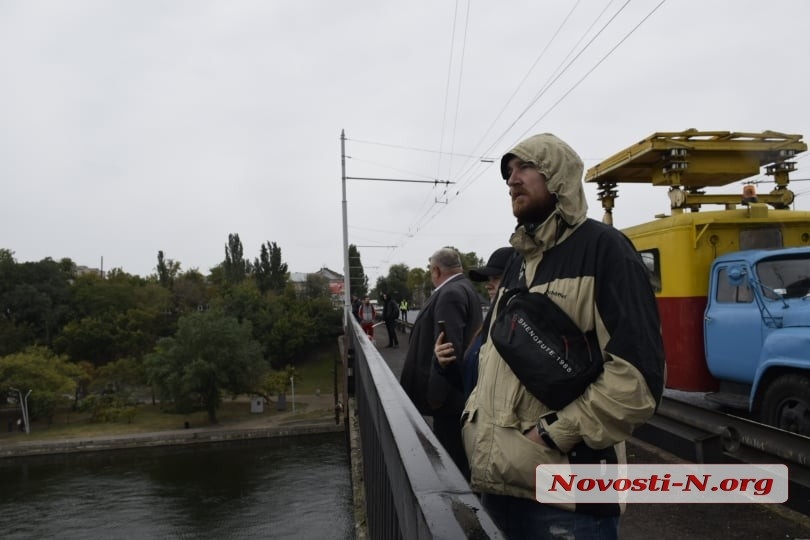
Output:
[347,318,502,539]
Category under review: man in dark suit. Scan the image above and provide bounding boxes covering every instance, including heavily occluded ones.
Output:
[400,247,483,480]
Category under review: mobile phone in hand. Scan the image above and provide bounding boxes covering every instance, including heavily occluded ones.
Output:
[438,320,446,341]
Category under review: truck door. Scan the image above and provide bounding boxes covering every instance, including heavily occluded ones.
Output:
[703,265,763,382]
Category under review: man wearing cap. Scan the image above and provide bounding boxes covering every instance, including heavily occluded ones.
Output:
[461,134,665,538]
[434,246,515,398]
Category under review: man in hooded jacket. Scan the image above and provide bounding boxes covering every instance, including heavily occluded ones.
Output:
[461,134,665,539]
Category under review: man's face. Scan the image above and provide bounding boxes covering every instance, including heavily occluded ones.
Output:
[485,275,502,302]
[505,156,555,223]
[429,260,441,288]
[363,297,370,304]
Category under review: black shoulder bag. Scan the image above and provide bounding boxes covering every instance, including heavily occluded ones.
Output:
[489,265,603,410]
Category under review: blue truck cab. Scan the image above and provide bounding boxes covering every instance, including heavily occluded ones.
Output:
[704,246,810,434]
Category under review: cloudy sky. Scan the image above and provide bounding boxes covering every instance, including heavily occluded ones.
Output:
[3,1,810,284]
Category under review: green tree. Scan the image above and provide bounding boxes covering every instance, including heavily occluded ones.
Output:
[56,315,122,366]
[216,279,264,325]
[0,248,14,266]
[156,250,181,289]
[254,243,273,294]
[145,309,266,423]
[374,263,410,303]
[70,271,139,318]
[264,290,316,369]
[56,273,172,366]
[254,241,289,294]
[257,364,299,400]
[0,256,74,351]
[455,249,487,298]
[223,233,250,285]
[348,244,368,298]
[267,242,289,293]
[407,267,431,307]
[303,273,329,300]
[0,346,81,421]
[172,269,210,314]
[298,282,343,340]
[458,250,483,273]
[94,357,147,397]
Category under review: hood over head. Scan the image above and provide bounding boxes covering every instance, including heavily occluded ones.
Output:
[500,133,587,227]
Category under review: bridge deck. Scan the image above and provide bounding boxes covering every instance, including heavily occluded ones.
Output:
[363,324,810,539]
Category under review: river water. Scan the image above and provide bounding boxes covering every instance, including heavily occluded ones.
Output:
[0,432,353,539]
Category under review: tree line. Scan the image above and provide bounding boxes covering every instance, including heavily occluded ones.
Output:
[0,234,342,424]
[350,244,488,308]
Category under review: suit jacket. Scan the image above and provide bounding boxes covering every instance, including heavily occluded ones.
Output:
[400,274,483,416]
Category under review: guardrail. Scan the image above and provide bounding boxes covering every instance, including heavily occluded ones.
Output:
[635,396,810,516]
[346,317,502,539]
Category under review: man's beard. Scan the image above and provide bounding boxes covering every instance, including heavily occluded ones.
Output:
[513,197,554,224]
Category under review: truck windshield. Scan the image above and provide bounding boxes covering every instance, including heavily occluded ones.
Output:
[756,254,810,299]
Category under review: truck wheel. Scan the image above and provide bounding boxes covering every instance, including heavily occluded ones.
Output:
[761,374,810,436]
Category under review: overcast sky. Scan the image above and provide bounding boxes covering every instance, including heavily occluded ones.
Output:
[3,1,810,284]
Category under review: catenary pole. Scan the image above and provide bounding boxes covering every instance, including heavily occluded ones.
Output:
[341,130,351,326]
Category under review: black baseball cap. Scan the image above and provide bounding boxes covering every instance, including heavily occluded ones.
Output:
[469,247,516,282]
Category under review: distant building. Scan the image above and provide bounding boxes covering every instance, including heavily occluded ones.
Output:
[289,267,345,306]
[75,265,103,278]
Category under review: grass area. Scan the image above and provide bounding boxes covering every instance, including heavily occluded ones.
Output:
[290,342,343,394]
[0,400,281,442]
[0,341,345,443]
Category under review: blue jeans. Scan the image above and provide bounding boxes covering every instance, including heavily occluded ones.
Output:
[481,492,619,540]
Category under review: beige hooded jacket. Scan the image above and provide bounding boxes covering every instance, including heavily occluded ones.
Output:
[461,134,665,513]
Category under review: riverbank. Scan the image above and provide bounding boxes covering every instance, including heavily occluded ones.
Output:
[0,393,344,458]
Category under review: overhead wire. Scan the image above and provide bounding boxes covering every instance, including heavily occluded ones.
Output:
[510,0,635,141]
[443,0,588,199]
[376,0,667,267]
[453,0,586,181]
[347,155,439,181]
[463,0,636,186]
[352,0,668,278]
[415,0,667,241]
[443,0,627,200]
[399,0,601,239]
[403,0,471,243]
[436,0,462,191]
[452,0,666,202]
[515,0,667,141]
[394,0,466,249]
[447,0,472,186]
[346,138,496,161]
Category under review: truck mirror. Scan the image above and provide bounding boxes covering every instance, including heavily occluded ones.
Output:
[727,265,747,286]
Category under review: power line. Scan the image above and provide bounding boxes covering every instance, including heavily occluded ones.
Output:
[454,0,586,182]
[347,176,454,185]
[447,0,472,181]
[349,2,669,277]
[451,0,667,202]
[439,0,641,201]
[347,138,495,161]
[517,0,667,140]
[437,0,463,184]
[499,0,636,150]
[347,156,441,182]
